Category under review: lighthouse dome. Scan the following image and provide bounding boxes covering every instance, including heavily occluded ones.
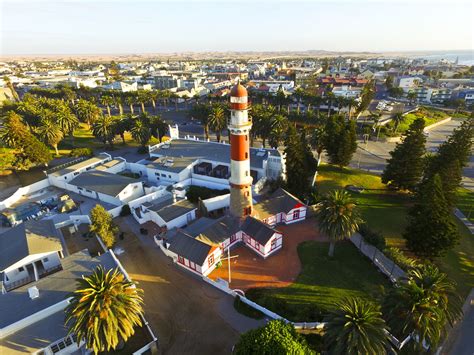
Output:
[230,83,247,98]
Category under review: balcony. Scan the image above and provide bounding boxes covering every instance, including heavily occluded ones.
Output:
[3,263,63,292]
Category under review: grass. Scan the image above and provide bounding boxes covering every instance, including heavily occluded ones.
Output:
[246,241,391,322]
[233,296,265,319]
[316,164,474,299]
[316,164,411,247]
[386,106,450,135]
[457,187,474,223]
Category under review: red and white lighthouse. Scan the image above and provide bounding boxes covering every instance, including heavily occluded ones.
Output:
[229,83,253,218]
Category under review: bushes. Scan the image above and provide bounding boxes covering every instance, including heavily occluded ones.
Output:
[70,147,93,157]
[233,296,264,320]
[185,185,229,203]
[358,224,386,250]
[383,247,417,272]
[120,204,131,217]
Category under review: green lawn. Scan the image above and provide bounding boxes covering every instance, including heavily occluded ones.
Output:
[246,241,390,322]
[386,106,450,135]
[316,164,474,299]
[457,187,474,223]
[316,164,411,247]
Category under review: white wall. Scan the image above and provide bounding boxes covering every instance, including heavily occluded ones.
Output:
[284,206,307,224]
[166,209,196,229]
[3,251,60,285]
[117,182,144,203]
[0,179,51,210]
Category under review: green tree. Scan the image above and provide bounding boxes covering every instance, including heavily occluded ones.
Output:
[74,99,101,127]
[323,115,357,168]
[100,95,114,116]
[131,115,151,147]
[189,103,211,140]
[89,204,118,248]
[383,264,462,352]
[149,115,168,142]
[36,117,63,156]
[316,190,362,257]
[208,103,227,142]
[234,320,314,355]
[324,297,390,355]
[424,118,473,207]
[404,174,460,258]
[407,91,417,104]
[92,114,115,148]
[113,115,132,144]
[390,112,405,133]
[65,266,144,354]
[381,117,426,191]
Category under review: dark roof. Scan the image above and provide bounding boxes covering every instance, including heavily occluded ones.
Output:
[0,250,116,328]
[254,188,305,218]
[193,216,240,246]
[241,216,277,245]
[0,220,62,271]
[69,170,139,197]
[50,154,108,177]
[144,198,196,222]
[168,230,213,265]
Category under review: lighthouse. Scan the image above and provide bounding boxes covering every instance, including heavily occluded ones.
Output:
[228,83,253,218]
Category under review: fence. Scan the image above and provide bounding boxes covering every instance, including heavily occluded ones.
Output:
[350,233,406,283]
[0,178,51,210]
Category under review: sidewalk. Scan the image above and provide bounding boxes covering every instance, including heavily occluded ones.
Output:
[454,208,474,235]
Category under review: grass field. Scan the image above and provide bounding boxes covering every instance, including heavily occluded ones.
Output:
[457,187,474,223]
[246,241,390,321]
[316,164,474,299]
[386,106,450,135]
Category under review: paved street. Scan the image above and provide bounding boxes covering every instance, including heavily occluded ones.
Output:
[445,289,474,355]
[113,216,265,355]
[349,118,474,191]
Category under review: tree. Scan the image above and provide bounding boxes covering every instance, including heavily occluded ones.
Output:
[55,102,79,136]
[324,297,390,355]
[383,264,462,352]
[100,95,114,116]
[385,75,393,90]
[89,204,118,248]
[234,320,314,355]
[36,117,63,156]
[391,112,405,133]
[124,94,136,114]
[113,115,132,144]
[424,118,473,207]
[65,266,144,354]
[381,117,426,191]
[74,99,101,127]
[131,115,151,147]
[316,190,362,257]
[268,114,288,148]
[3,76,20,101]
[208,104,227,142]
[404,174,460,258]
[92,114,115,148]
[137,91,149,113]
[149,115,168,142]
[355,80,375,117]
[323,115,357,168]
[407,91,417,105]
[189,103,211,140]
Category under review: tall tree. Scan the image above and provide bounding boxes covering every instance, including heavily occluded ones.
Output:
[424,118,474,207]
[149,115,168,142]
[36,117,63,156]
[131,115,151,147]
[234,320,314,355]
[381,117,426,191]
[404,174,460,258]
[92,114,115,148]
[208,104,227,142]
[383,264,462,352]
[323,115,357,168]
[324,297,390,355]
[189,103,211,140]
[74,99,101,127]
[65,266,144,354]
[316,190,362,257]
[100,95,114,116]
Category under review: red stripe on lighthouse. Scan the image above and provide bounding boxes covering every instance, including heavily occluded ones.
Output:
[230,134,249,161]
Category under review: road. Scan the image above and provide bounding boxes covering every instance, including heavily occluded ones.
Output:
[350,118,474,191]
[445,289,474,355]
[113,216,265,355]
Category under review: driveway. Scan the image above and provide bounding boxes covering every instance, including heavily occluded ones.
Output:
[209,218,326,291]
[113,216,264,354]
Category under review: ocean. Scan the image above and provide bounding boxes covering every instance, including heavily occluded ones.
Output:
[410,50,474,66]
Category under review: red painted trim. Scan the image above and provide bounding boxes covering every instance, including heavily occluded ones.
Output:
[230,134,249,161]
[230,102,248,110]
[230,182,251,189]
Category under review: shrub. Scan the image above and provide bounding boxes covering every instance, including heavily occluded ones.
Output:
[383,247,417,272]
[358,224,386,250]
[120,204,131,217]
[70,147,93,157]
[233,296,265,320]
[185,185,229,203]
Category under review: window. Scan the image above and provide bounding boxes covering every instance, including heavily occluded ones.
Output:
[77,187,83,191]
[43,257,49,263]
[133,185,138,189]
[243,206,252,216]
[245,171,249,176]
[293,210,300,220]
[168,175,171,178]
[208,254,214,267]
[178,256,184,264]
[271,239,277,250]
[245,152,248,159]
[18,267,24,272]
[230,234,236,243]
[161,173,166,177]
[244,191,249,197]
[245,135,248,141]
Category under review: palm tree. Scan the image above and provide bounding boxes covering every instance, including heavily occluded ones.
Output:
[268,114,288,148]
[100,95,114,116]
[124,94,136,114]
[3,75,20,101]
[137,91,149,114]
[148,90,159,113]
[149,115,168,142]
[208,104,227,142]
[326,92,335,117]
[391,112,405,133]
[55,104,79,136]
[36,117,63,156]
[113,93,124,115]
[189,103,211,140]
[324,297,390,355]
[74,99,101,127]
[92,114,115,148]
[316,190,362,257]
[407,91,417,105]
[131,116,151,147]
[65,266,144,354]
[293,88,304,114]
[113,115,132,144]
[383,264,462,352]
[346,98,358,120]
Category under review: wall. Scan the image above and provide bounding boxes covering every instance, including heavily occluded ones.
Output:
[0,179,51,210]
[96,192,121,206]
[201,247,223,276]
[3,251,60,285]
[284,207,307,224]
[263,233,283,256]
[117,182,145,203]
[165,209,197,230]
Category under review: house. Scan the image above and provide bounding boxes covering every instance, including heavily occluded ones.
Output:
[102,81,137,92]
[139,196,197,230]
[254,188,307,226]
[0,250,116,354]
[0,220,65,293]
[163,215,283,276]
[68,170,144,206]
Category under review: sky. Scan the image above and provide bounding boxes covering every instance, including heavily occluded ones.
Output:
[0,0,473,55]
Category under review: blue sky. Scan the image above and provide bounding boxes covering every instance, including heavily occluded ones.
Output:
[1,0,472,55]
